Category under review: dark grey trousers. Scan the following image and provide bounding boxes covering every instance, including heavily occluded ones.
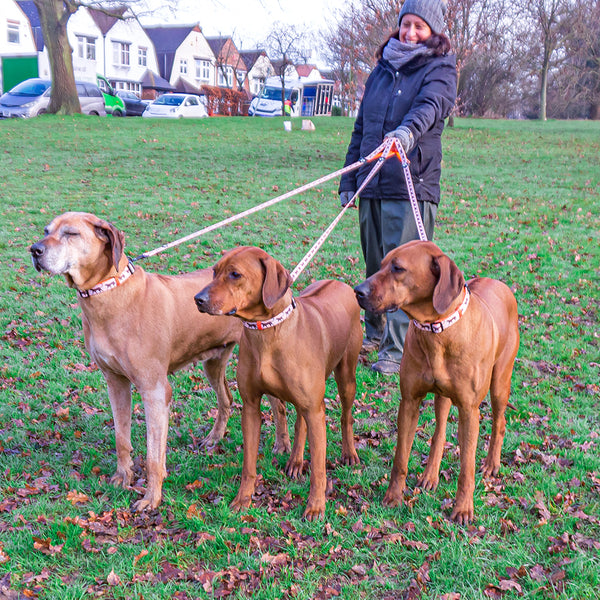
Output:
[358,198,437,364]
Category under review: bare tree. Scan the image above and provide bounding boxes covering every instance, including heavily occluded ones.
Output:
[554,0,600,119]
[515,0,573,120]
[264,23,306,116]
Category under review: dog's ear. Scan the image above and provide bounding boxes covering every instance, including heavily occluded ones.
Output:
[431,253,464,314]
[260,255,292,309]
[94,220,125,270]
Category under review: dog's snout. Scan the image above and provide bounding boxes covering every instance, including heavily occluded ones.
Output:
[194,289,210,312]
[353,281,370,301]
[30,242,45,257]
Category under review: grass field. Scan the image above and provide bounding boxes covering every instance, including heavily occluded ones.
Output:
[0,115,599,599]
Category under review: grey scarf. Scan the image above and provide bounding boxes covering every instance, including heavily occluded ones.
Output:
[382,37,433,69]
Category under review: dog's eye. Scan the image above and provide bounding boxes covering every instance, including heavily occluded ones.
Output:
[391,264,405,274]
[63,230,79,238]
[229,271,242,280]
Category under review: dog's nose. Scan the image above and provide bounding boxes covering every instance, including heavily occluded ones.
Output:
[30,242,45,257]
[353,281,370,302]
[194,290,209,312]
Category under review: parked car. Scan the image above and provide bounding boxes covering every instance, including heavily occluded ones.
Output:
[116,90,148,117]
[142,93,208,119]
[96,75,126,117]
[0,78,106,118]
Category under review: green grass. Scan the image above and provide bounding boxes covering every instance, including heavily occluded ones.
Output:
[1,114,599,599]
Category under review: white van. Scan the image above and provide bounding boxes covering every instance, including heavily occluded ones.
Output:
[248,77,334,118]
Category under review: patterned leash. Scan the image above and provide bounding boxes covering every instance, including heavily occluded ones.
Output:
[131,141,394,262]
[289,137,427,282]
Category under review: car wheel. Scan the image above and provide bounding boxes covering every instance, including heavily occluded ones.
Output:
[112,109,123,117]
[38,109,47,115]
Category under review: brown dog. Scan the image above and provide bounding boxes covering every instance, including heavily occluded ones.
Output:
[194,246,362,520]
[354,240,519,524]
[29,212,289,511]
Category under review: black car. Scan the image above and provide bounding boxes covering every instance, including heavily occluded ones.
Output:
[116,90,149,117]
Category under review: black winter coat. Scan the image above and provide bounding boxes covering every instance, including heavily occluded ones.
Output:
[339,52,457,204]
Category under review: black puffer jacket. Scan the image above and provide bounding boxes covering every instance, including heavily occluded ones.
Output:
[339,52,457,204]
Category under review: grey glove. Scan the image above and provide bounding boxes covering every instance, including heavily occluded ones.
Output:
[340,191,355,207]
[384,125,414,153]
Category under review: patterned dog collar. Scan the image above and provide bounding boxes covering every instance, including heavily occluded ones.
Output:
[413,285,470,334]
[243,299,297,330]
[78,262,135,298]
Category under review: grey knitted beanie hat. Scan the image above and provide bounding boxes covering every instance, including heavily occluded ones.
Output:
[398,0,448,34]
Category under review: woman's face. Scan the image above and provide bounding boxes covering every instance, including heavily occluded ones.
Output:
[399,14,432,44]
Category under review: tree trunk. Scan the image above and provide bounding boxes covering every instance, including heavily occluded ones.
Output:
[590,103,600,120]
[33,0,80,115]
[539,62,548,121]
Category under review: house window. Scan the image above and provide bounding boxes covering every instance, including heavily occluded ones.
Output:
[195,59,210,81]
[77,36,96,60]
[180,58,188,75]
[138,47,147,67]
[7,20,19,44]
[113,42,130,66]
[217,66,233,87]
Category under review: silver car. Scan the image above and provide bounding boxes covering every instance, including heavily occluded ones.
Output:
[0,78,106,118]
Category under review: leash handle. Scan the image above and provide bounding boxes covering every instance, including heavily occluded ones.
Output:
[131,142,391,262]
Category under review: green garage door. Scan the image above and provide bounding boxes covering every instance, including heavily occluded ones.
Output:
[1,55,39,93]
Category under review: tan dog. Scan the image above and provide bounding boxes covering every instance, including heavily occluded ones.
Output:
[194,246,362,520]
[354,240,519,524]
[29,212,289,511]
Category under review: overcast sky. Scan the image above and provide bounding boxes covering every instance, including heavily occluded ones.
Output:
[140,0,347,52]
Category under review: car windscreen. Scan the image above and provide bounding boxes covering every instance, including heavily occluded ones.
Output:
[8,80,51,97]
[260,87,292,101]
[155,96,184,106]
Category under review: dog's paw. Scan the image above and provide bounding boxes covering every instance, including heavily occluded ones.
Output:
[132,492,161,513]
[303,497,325,521]
[416,471,439,491]
[272,436,292,455]
[382,486,405,508]
[230,493,252,513]
[450,502,474,525]
[341,449,360,467]
[481,459,500,478]
[285,457,305,479]
[109,468,133,489]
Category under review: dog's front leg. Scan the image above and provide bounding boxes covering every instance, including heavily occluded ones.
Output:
[451,403,480,525]
[230,394,262,512]
[417,394,452,491]
[133,380,172,512]
[383,393,422,508]
[105,373,134,489]
[303,406,327,520]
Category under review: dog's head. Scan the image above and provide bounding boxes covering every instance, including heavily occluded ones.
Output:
[30,212,125,288]
[354,240,464,320]
[195,246,292,320]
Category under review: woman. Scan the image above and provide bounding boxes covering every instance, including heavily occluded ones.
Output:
[339,0,457,375]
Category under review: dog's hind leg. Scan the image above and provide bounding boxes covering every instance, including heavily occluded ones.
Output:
[333,352,360,467]
[199,342,236,451]
[266,394,291,454]
[482,360,514,478]
[417,394,451,491]
[106,372,134,489]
